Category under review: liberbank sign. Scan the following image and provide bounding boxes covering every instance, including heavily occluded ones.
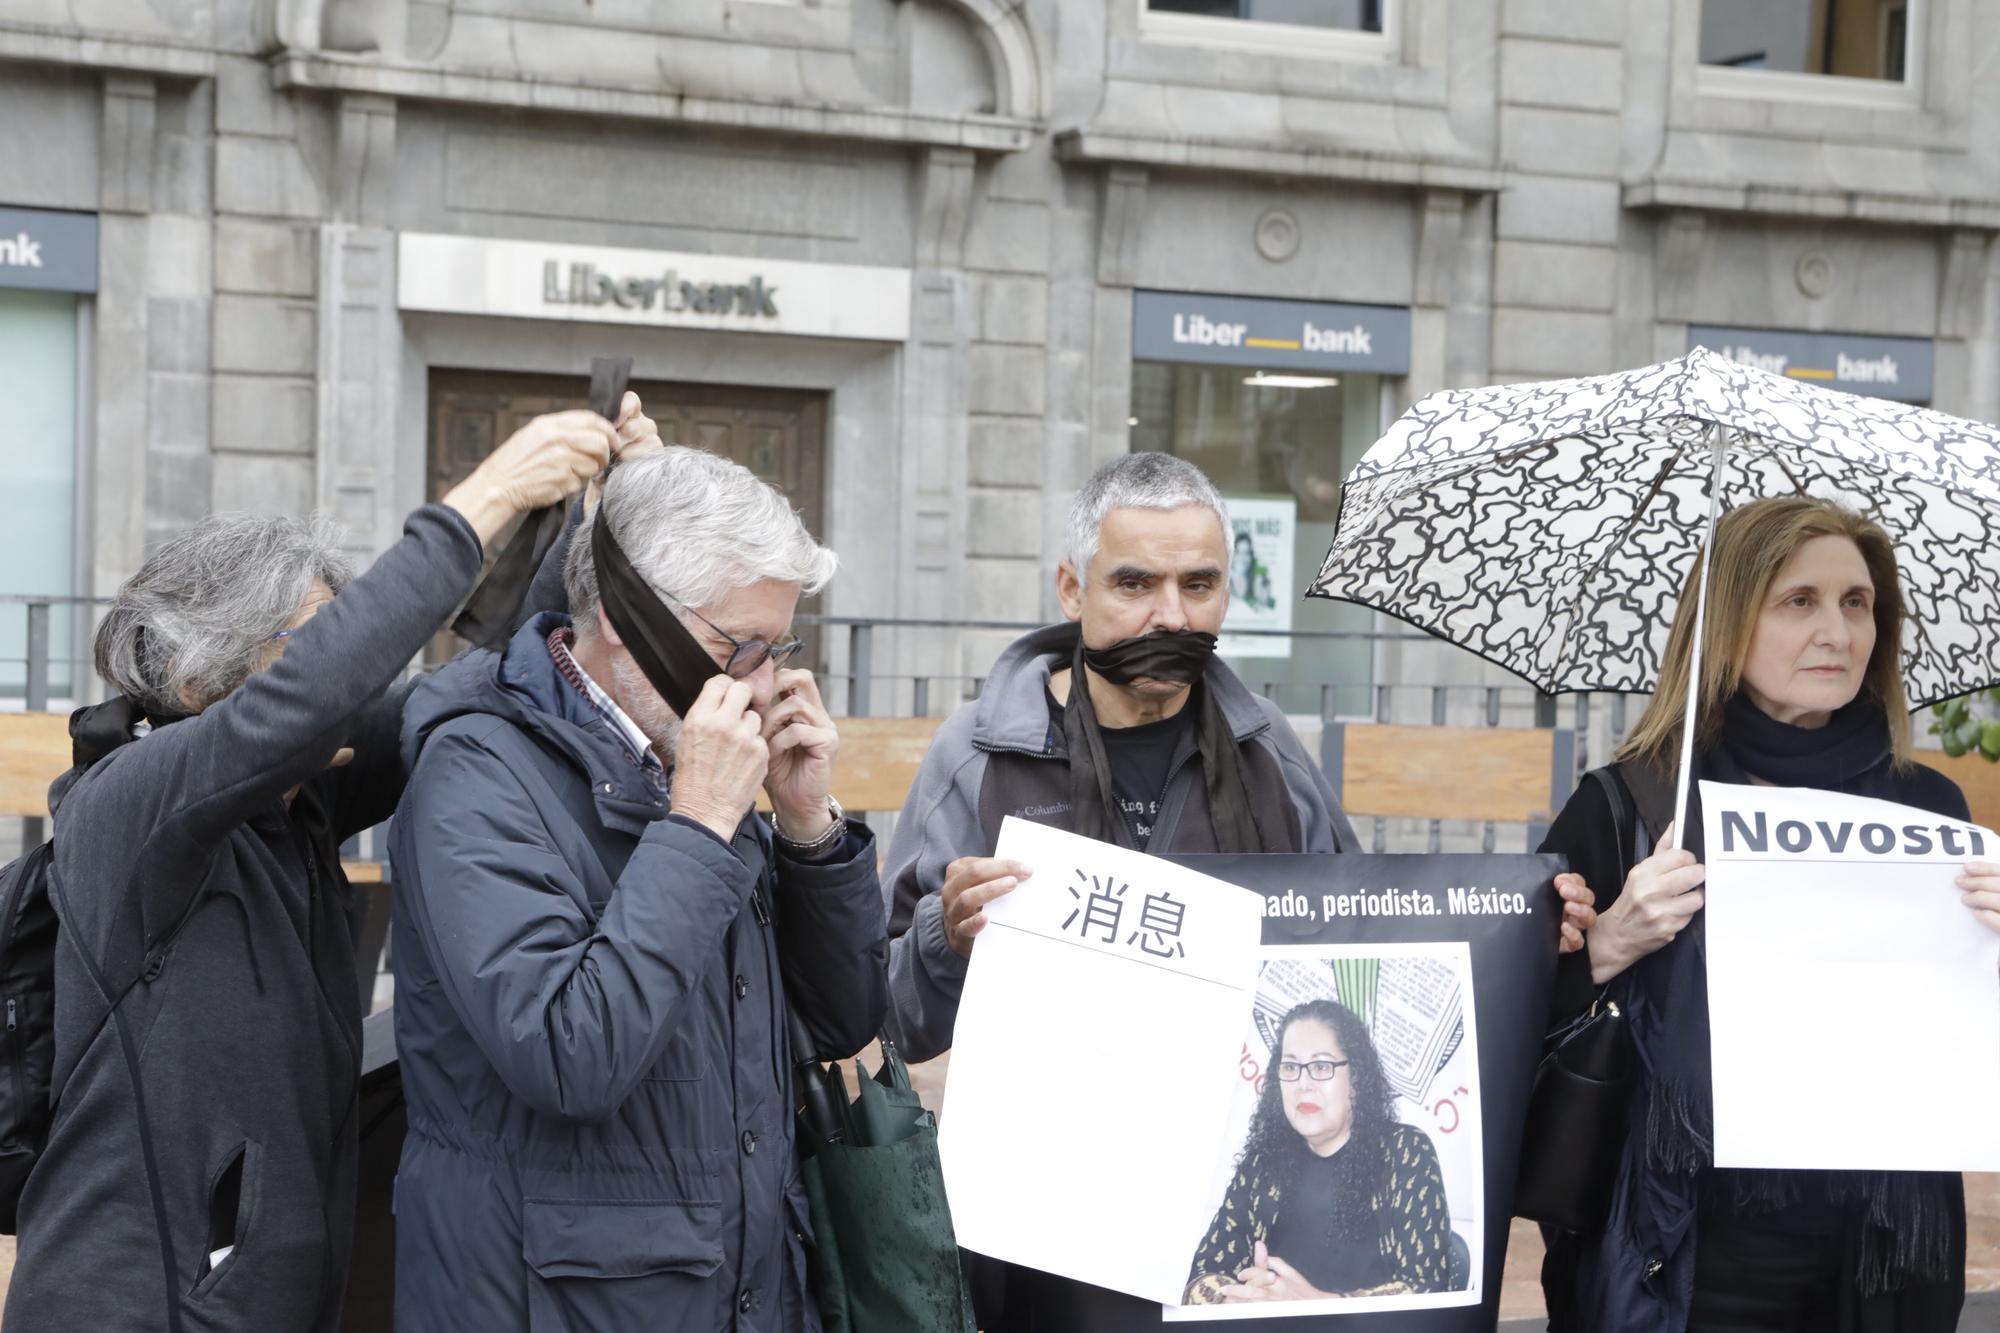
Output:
[397,234,911,342]
[1132,290,1411,374]
[1689,325,1933,404]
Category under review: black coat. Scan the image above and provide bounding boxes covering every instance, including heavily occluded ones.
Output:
[5,505,486,1333]
[1538,760,1969,1333]
[387,613,887,1332]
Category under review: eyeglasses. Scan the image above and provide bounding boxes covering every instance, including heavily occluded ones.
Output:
[654,585,806,679]
[1277,1059,1350,1083]
[267,628,302,643]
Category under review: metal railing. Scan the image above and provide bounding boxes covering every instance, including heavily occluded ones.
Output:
[2,598,1644,857]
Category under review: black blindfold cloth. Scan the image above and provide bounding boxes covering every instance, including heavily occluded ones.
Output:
[1079,628,1218,685]
[452,357,632,650]
[589,506,718,719]
[1061,631,1290,854]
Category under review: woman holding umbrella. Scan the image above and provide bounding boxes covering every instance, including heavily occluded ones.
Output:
[1541,495,2000,1333]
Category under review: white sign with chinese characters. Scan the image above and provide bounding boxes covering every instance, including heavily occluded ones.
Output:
[939,818,1263,1306]
[1702,781,2000,1171]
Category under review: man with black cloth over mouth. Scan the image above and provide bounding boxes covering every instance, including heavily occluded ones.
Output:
[883,452,1357,1330]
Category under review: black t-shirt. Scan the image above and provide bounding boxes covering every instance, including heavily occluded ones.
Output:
[1260,1145,1394,1295]
[1046,683,1196,849]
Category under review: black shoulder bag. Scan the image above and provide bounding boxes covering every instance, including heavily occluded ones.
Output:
[1512,764,1653,1233]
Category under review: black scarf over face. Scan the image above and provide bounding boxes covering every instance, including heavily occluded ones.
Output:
[589,507,721,719]
[1629,693,1958,1299]
[1060,630,1287,853]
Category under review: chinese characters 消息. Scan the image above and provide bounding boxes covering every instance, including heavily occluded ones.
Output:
[1062,870,1187,960]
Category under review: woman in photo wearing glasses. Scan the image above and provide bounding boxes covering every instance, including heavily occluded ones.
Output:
[1184,998,1453,1305]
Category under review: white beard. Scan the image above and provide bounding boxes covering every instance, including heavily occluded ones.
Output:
[608,651,683,761]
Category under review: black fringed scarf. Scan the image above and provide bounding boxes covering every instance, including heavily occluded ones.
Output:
[1059,636,1289,854]
[1631,694,1959,1297]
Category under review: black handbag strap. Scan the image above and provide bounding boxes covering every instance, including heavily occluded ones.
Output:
[1587,767,1644,891]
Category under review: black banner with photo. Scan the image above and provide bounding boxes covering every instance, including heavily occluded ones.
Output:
[998,851,1564,1332]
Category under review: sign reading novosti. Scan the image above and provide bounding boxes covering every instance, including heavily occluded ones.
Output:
[397,233,911,342]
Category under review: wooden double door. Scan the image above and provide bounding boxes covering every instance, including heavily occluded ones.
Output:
[427,369,829,665]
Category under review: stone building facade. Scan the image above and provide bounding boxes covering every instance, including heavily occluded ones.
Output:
[4,0,1997,738]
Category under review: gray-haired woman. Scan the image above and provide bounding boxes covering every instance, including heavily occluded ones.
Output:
[3,406,639,1333]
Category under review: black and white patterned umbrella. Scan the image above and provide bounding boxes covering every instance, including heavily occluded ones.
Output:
[1307,345,2000,710]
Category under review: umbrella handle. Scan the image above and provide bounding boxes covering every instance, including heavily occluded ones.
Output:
[1670,424,1729,854]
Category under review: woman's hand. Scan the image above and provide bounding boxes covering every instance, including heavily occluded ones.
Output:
[1217,1242,1330,1303]
[1587,821,1706,985]
[1556,872,1596,954]
[444,410,616,546]
[1958,861,2000,934]
[585,392,665,509]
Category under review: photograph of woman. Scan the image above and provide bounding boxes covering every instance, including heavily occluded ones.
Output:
[1183,998,1455,1306]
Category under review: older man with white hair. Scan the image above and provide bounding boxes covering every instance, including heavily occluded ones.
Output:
[387,446,886,1333]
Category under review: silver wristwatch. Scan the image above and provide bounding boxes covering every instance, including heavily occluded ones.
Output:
[775,796,845,857]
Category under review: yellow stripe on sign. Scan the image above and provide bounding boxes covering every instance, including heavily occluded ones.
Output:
[1245,337,1301,349]
[1786,367,1837,380]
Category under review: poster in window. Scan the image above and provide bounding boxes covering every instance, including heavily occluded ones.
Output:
[1221,497,1295,659]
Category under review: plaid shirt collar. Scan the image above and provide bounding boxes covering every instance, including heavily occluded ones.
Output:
[547,626,663,778]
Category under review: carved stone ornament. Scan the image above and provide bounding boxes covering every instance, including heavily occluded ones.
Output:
[1254,208,1301,263]
[1795,251,1835,299]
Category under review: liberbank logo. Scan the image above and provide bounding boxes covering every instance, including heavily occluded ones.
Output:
[1720,344,1900,387]
[542,261,779,318]
[0,232,43,270]
[1172,311,1373,355]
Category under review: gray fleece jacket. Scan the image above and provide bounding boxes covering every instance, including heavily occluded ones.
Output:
[883,623,1356,1062]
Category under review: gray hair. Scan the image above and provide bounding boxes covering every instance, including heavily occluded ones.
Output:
[95,513,354,715]
[1065,452,1231,575]
[564,447,836,627]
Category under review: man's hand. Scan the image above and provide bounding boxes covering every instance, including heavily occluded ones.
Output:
[1588,821,1706,985]
[763,669,839,843]
[940,857,1032,959]
[669,676,769,842]
[444,410,615,546]
[1556,872,1597,954]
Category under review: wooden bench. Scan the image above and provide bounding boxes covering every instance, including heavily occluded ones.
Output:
[1321,722,1576,834]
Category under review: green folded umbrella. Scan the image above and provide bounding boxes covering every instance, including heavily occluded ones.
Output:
[794,1035,975,1333]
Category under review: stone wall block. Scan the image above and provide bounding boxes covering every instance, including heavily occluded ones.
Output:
[1496,175,1623,246]
[1500,38,1623,113]
[966,492,1044,559]
[212,294,317,376]
[968,344,1046,417]
[1494,241,1619,312]
[215,136,324,219]
[147,374,210,455]
[1501,0,1624,44]
[964,199,1052,275]
[213,375,317,455]
[211,454,315,517]
[1500,106,1623,178]
[145,297,212,373]
[979,273,1049,345]
[961,558,1042,621]
[216,55,295,138]
[969,418,1046,488]
[215,219,319,297]
[1491,309,1619,377]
